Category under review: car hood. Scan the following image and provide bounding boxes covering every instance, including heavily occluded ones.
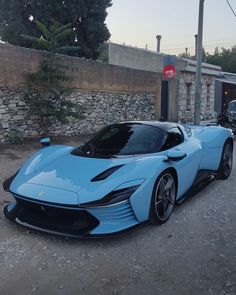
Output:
[10,146,140,205]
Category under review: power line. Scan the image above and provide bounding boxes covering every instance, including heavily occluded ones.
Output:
[161,42,236,52]
[226,0,236,18]
[109,38,236,54]
[165,37,236,48]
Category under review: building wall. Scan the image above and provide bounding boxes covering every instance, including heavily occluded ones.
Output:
[109,43,185,121]
[109,42,186,73]
[178,72,216,122]
[0,44,162,143]
[109,43,221,123]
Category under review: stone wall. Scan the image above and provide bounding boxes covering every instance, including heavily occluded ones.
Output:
[0,88,157,142]
[178,72,216,123]
[0,44,161,143]
[49,91,157,136]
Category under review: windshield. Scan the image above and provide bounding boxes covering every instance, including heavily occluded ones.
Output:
[228,101,236,111]
[73,123,165,157]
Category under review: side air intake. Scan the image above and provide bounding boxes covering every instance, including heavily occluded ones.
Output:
[91,165,124,182]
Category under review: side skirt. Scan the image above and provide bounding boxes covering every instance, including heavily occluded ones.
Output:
[176,170,217,205]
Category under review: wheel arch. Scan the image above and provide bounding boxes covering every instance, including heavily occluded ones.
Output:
[163,167,178,196]
[225,136,234,148]
[219,136,234,168]
[218,137,234,179]
[148,167,178,225]
[130,166,179,223]
[151,167,178,196]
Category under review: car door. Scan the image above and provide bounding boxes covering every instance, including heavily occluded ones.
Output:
[161,127,202,198]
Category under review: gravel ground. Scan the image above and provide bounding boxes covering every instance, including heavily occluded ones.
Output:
[0,138,235,295]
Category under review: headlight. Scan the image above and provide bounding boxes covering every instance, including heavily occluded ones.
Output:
[79,185,140,208]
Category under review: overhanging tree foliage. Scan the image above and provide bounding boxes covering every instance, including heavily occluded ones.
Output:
[178,46,236,74]
[205,46,236,74]
[0,0,112,59]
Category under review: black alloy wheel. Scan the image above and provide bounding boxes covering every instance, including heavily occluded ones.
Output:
[219,141,233,180]
[149,172,176,225]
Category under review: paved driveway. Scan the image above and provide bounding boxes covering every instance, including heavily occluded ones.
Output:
[0,139,235,295]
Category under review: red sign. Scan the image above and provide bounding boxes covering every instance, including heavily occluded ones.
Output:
[163,65,176,79]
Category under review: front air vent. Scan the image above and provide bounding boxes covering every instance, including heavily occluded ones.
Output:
[91,165,124,182]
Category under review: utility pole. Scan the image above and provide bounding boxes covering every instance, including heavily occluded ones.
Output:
[194,34,198,58]
[194,0,205,125]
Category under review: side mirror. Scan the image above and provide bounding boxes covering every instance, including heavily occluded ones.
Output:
[40,137,51,147]
[164,149,186,162]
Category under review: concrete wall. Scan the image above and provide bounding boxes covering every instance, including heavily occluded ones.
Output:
[109,43,186,74]
[0,43,162,93]
[0,44,162,143]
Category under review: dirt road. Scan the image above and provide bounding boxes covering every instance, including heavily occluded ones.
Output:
[0,139,235,295]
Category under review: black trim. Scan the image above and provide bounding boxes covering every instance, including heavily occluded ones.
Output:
[71,147,118,159]
[91,165,124,182]
[122,121,178,132]
[3,171,19,191]
[206,122,218,126]
[79,185,139,208]
[5,199,146,239]
[15,218,146,239]
[192,170,216,186]
[11,193,79,209]
[164,153,186,162]
[83,222,147,238]
[6,198,99,236]
[176,170,217,205]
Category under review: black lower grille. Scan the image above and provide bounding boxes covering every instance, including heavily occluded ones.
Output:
[15,198,99,236]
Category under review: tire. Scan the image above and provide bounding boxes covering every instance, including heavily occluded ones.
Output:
[149,171,176,225]
[218,141,233,180]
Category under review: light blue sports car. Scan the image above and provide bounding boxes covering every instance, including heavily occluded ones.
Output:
[3,121,233,237]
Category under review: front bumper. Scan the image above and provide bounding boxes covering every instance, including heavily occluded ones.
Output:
[4,194,140,237]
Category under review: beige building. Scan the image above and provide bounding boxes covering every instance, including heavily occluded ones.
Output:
[109,42,222,123]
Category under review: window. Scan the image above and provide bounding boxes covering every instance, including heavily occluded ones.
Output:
[161,127,184,151]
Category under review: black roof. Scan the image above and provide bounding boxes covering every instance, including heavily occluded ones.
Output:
[119,121,178,132]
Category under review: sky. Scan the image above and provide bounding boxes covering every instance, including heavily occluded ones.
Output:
[106,0,236,55]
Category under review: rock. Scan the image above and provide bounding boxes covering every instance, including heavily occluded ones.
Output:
[31,285,38,292]
[225,281,233,287]
[1,122,9,129]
